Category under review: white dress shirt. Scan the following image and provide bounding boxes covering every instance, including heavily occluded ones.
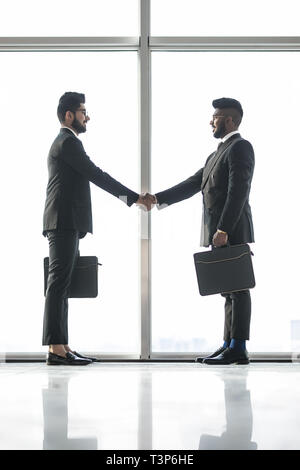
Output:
[221,130,240,143]
[61,125,78,138]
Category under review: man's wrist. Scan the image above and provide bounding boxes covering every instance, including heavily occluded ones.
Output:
[217,229,227,235]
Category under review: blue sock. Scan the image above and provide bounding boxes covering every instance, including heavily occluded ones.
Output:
[223,340,230,348]
[229,338,246,350]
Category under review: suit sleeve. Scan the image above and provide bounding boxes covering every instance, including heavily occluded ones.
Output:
[155,167,204,207]
[61,136,139,207]
[217,140,255,234]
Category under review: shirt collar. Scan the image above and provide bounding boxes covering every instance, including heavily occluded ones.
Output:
[221,130,240,143]
[61,125,78,138]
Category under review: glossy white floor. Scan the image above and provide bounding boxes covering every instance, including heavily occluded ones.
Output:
[0,361,300,450]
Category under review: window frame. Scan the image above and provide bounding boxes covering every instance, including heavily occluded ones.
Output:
[1,0,300,361]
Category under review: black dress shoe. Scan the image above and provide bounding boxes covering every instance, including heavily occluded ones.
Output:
[202,347,249,365]
[47,351,92,366]
[195,346,227,363]
[73,351,99,362]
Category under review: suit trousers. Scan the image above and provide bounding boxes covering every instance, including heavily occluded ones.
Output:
[42,230,80,345]
[221,290,251,341]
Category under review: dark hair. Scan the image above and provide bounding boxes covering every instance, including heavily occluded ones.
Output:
[212,97,243,126]
[57,92,85,123]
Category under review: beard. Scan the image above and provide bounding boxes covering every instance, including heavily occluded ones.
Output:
[213,121,226,139]
[72,117,87,134]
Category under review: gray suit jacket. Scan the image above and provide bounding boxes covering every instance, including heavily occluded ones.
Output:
[155,134,255,247]
[43,128,139,236]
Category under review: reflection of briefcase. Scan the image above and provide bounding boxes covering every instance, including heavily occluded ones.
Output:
[199,433,257,450]
[193,244,255,296]
[44,255,101,298]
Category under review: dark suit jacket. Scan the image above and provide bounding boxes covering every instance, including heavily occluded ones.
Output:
[155,134,255,247]
[43,128,139,236]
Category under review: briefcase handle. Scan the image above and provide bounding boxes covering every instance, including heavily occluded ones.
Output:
[211,242,254,256]
[211,243,254,256]
[196,250,253,265]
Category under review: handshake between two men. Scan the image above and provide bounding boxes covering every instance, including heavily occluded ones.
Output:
[135,192,228,247]
[136,193,157,212]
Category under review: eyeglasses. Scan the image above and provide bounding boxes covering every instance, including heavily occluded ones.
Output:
[77,109,88,116]
[212,115,225,121]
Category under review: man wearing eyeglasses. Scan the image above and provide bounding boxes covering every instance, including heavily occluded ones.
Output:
[153,98,255,365]
[42,91,155,366]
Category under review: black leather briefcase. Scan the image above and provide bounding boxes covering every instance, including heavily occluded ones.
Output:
[193,244,255,296]
[44,255,101,298]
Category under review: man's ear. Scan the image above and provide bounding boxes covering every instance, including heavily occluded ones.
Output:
[225,115,234,130]
[65,110,74,122]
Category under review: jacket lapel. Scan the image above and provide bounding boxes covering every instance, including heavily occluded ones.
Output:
[201,134,241,190]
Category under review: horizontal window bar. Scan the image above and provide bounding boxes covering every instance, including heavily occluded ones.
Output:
[150,36,300,51]
[0,37,140,51]
[1,36,300,52]
[1,352,295,362]
[150,352,295,361]
[0,353,142,361]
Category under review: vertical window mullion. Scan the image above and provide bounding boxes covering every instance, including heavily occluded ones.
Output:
[139,0,152,359]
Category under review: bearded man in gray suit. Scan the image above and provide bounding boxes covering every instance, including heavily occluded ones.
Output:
[43,92,155,366]
[154,98,255,365]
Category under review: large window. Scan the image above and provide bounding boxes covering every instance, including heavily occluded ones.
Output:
[151,0,300,36]
[151,51,300,354]
[0,0,138,36]
[0,0,300,358]
[0,52,139,354]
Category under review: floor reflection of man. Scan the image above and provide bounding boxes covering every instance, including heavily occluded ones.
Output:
[42,374,98,450]
[199,369,257,450]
